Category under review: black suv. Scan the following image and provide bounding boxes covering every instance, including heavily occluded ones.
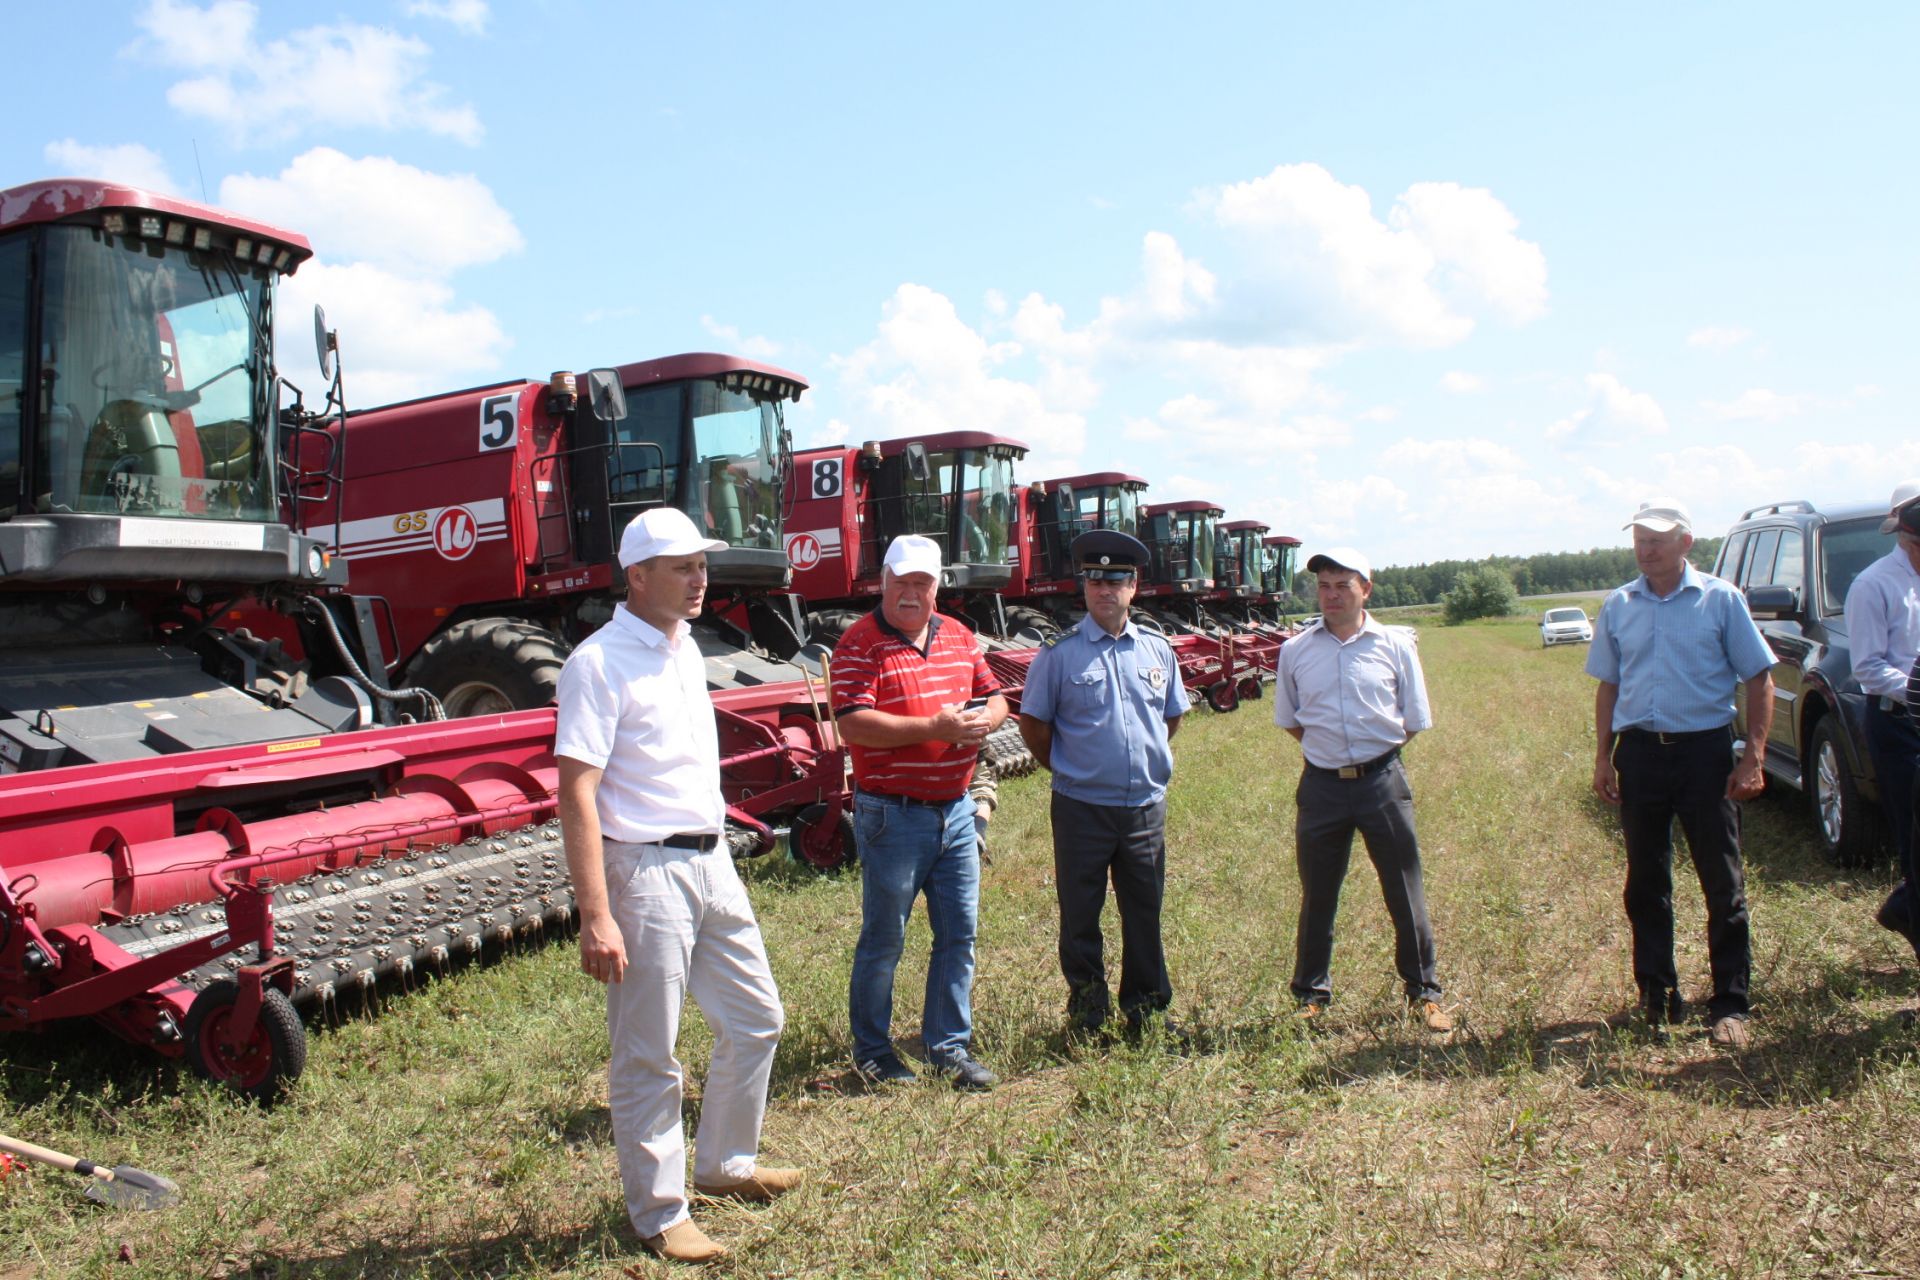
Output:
[1712,500,1896,866]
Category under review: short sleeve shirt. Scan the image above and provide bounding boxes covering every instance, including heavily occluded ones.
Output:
[1585,563,1776,733]
[553,608,726,844]
[1846,547,1920,702]
[1020,613,1188,808]
[1271,616,1432,769]
[830,610,1000,801]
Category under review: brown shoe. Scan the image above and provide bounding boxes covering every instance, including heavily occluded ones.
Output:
[1293,1001,1327,1028]
[693,1165,805,1203]
[1418,1000,1454,1034]
[639,1219,726,1265]
[1709,1014,1751,1050]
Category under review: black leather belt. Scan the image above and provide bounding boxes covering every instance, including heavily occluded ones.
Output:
[1619,726,1727,746]
[857,790,965,808]
[661,832,721,852]
[1307,748,1400,780]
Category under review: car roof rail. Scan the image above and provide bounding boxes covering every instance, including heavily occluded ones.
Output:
[1736,499,1815,520]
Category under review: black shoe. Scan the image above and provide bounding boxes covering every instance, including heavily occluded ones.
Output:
[1876,893,1919,949]
[1123,1010,1192,1052]
[1641,987,1686,1039]
[853,1053,916,1086]
[934,1055,998,1092]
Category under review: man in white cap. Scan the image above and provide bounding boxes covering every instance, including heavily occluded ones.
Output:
[830,534,1009,1090]
[554,506,801,1265]
[1271,546,1451,1033]
[1846,481,1920,958]
[1587,500,1775,1049]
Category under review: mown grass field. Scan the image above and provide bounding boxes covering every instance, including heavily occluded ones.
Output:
[5,612,1920,1278]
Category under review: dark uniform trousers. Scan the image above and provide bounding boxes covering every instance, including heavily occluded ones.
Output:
[1865,702,1920,939]
[1614,726,1751,1016]
[1051,791,1171,1025]
[1292,758,1440,1005]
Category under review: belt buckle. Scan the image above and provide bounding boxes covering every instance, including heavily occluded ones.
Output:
[1655,730,1677,745]
[1337,764,1361,780]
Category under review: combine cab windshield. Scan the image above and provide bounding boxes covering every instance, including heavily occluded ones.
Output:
[959,450,1015,565]
[29,226,274,522]
[687,382,784,552]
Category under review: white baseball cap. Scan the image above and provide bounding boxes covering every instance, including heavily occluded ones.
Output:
[1879,479,1920,534]
[1305,546,1372,582]
[618,507,726,568]
[1624,500,1692,534]
[883,534,943,579]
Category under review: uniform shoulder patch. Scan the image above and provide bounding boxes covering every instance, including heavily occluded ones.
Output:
[1041,630,1070,648]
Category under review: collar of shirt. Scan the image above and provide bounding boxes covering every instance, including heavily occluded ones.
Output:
[1074,612,1136,645]
[871,607,944,656]
[1624,561,1702,603]
[612,606,684,651]
[1318,611,1389,647]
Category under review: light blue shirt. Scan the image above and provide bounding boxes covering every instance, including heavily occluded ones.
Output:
[1272,615,1432,769]
[1586,563,1776,732]
[1845,546,1920,702]
[1020,613,1187,807]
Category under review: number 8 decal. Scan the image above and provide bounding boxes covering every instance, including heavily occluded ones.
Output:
[811,457,842,498]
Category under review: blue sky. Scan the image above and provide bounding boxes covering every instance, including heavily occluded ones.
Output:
[13,2,1916,566]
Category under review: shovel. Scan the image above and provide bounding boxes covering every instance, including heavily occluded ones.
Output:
[0,1132,180,1210]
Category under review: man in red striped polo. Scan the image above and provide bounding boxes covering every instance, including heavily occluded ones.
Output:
[832,534,1010,1090]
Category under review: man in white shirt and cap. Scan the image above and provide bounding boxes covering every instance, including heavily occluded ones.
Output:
[555,506,802,1265]
[1271,546,1451,1033]
[1847,480,1920,958]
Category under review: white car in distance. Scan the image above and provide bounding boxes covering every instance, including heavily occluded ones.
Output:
[1539,605,1593,647]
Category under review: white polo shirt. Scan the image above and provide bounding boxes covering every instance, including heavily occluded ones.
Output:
[1272,615,1432,769]
[554,607,726,845]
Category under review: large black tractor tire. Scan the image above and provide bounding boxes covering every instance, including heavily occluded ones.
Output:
[1005,607,1060,641]
[407,618,569,717]
[1809,717,1885,869]
[789,802,857,872]
[184,980,306,1104]
[1205,680,1240,713]
[806,610,866,652]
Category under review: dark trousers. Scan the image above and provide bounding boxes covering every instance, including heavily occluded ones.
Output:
[1291,759,1441,1005]
[1051,792,1171,1026]
[1865,704,1920,936]
[1615,727,1750,1017]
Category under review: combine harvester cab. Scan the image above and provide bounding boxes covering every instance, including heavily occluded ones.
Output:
[1136,498,1268,712]
[284,352,813,709]
[1007,470,1149,637]
[0,180,572,1097]
[784,431,1037,774]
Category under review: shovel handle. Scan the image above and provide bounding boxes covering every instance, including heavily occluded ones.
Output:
[0,1133,112,1181]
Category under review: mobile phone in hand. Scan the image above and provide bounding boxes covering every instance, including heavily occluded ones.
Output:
[963,696,990,711]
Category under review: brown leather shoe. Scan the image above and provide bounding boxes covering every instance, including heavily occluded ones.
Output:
[1418,1000,1454,1034]
[693,1165,805,1203]
[1709,1014,1752,1050]
[638,1219,726,1264]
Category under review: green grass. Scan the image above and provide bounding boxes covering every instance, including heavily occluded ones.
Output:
[5,619,1920,1277]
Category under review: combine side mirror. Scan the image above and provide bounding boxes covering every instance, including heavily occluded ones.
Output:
[1745,583,1800,620]
[585,369,628,423]
[903,442,930,484]
[313,305,335,379]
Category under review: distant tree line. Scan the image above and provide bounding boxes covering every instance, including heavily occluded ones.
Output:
[1292,537,1724,610]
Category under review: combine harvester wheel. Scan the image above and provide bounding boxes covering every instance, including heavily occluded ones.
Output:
[408,618,569,718]
[789,802,856,871]
[183,981,307,1103]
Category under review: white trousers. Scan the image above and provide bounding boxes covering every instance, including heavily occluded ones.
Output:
[603,839,784,1238]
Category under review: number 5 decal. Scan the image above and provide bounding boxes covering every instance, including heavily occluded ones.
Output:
[479,393,519,452]
[810,457,843,499]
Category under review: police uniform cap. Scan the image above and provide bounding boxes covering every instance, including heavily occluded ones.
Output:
[1071,529,1150,579]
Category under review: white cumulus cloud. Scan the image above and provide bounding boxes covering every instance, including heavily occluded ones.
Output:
[1438,370,1483,394]
[405,0,488,34]
[1546,372,1669,441]
[42,140,179,195]
[1702,388,1812,423]
[220,148,521,277]
[134,0,481,145]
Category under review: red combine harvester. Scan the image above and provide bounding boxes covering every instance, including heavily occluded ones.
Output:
[261,352,813,709]
[1003,470,1149,634]
[1259,533,1303,622]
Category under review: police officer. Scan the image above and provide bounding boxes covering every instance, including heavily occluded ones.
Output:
[1018,530,1190,1040]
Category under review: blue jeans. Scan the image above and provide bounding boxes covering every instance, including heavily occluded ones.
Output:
[848,791,979,1066]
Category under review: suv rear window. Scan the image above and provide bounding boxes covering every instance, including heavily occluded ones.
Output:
[1821,517,1894,615]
